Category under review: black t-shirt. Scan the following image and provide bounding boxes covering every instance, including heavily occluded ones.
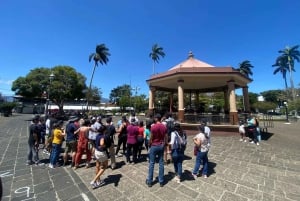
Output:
[29,123,40,143]
[106,124,116,143]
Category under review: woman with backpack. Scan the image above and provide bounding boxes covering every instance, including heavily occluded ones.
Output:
[169,123,187,183]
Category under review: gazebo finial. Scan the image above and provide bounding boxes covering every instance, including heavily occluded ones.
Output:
[188,51,194,58]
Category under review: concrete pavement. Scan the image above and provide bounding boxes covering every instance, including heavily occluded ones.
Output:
[0,114,299,201]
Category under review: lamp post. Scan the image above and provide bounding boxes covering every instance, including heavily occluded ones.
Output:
[283,101,289,122]
[132,86,140,112]
[45,72,54,116]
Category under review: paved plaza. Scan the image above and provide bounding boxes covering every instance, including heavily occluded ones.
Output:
[0,114,299,201]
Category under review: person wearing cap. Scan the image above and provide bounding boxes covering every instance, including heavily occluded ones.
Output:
[146,113,168,187]
[27,116,41,165]
[63,117,79,167]
[88,117,102,160]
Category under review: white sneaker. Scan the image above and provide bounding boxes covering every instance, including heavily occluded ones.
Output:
[256,143,259,146]
[250,141,254,144]
[96,180,105,187]
[48,164,54,169]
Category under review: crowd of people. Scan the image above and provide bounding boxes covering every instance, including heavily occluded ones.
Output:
[26,112,212,189]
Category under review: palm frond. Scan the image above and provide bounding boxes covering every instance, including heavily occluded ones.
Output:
[89,53,95,62]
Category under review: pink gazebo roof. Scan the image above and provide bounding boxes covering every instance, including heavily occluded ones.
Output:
[146,51,251,92]
[169,51,215,70]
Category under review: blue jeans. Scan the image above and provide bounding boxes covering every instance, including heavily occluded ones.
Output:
[171,149,184,178]
[147,145,164,184]
[192,150,208,176]
[50,143,61,166]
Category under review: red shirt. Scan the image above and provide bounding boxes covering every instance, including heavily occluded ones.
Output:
[138,126,144,138]
[150,123,167,146]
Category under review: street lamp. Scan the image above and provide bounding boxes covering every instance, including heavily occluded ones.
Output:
[45,72,54,116]
[132,86,140,112]
[283,101,289,122]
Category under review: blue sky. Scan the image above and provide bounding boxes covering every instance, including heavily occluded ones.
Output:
[1,0,300,99]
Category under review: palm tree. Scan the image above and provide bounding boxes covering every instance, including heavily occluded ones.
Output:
[88,44,110,108]
[236,60,254,78]
[278,45,300,100]
[272,55,290,91]
[149,43,165,75]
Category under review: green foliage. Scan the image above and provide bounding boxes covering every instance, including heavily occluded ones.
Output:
[149,43,165,74]
[11,66,88,113]
[236,60,254,78]
[260,90,284,102]
[109,84,132,103]
[0,102,16,116]
[253,101,277,113]
[248,92,259,105]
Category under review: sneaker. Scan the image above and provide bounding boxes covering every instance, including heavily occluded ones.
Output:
[250,141,254,144]
[48,164,54,169]
[243,139,247,142]
[173,176,181,183]
[145,179,152,187]
[96,180,105,187]
[256,143,259,146]
[239,139,243,142]
[191,173,197,180]
[90,181,98,189]
[116,153,123,157]
[203,175,208,179]
[43,149,48,154]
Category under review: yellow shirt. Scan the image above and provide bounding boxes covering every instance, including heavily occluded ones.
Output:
[52,128,64,144]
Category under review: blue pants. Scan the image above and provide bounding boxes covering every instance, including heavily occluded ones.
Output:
[171,149,184,178]
[192,150,208,176]
[27,141,39,163]
[50,143,61,166]
[147,145,164,184]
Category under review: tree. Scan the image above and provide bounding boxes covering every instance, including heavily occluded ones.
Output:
[88,44,110,108]
[109,84,132,111]
[236,60,254,78]
[149,43,165,75]
[278,45,300,100]
[272,55,290,91]
[12,66,87,114]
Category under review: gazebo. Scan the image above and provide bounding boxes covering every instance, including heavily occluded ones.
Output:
[146,51,252,125]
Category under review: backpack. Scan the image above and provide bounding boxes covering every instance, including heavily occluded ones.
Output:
[174,131,187,151]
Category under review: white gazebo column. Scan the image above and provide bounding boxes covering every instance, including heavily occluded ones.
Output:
[177,79,184,122]
[242,86,250,113]
[148,87,156,116]
[227,80,238,125]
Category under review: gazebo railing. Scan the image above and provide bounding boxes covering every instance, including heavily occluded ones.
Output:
[181,113,231,125]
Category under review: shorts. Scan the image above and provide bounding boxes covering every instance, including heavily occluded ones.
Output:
[95,150,108,162]
[65,140,77,153]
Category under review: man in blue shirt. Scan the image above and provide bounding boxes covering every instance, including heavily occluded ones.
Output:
[63,117,79,167]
